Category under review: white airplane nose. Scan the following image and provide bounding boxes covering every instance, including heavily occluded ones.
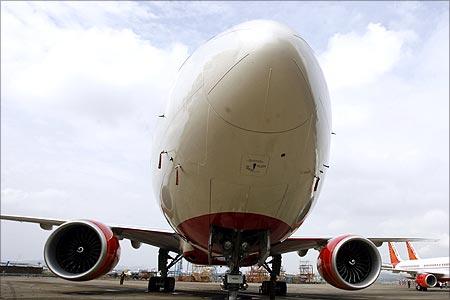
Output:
[206,24,314,133]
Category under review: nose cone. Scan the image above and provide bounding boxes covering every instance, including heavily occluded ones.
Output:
[206,21,313,133]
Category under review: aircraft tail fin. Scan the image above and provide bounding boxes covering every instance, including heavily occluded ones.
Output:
[388,242,402,266]
[406,241,420,260]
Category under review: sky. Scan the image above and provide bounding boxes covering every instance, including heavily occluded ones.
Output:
[1,1,449,275]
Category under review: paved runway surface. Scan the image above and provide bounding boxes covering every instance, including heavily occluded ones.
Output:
[1,276,449,299]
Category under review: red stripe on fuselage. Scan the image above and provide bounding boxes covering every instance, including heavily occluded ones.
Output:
[177,212,292,249]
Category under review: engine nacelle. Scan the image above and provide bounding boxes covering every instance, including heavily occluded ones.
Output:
[44,220,120,281]
[317,235,381,290]
[416,273,437,288]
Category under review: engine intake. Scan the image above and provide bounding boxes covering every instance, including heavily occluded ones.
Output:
[317,235,381,290]
[416,273,437,288]
[44,220,120,281]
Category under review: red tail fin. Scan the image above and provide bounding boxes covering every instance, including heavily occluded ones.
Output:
[406,241,420,260]
[388,242,402,266]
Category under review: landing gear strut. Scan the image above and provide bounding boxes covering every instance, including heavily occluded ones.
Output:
[148,249,182,293]
[211,228,250,299]
[415,284,428,291]
[222,266,247,300]
[260,255,287,299]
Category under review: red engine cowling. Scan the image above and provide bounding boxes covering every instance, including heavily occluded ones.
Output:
[317,235,381,290]
[416,273,437,288]
[44,220,120,281]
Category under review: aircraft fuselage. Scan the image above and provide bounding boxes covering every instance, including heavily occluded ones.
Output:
[152,20,331,263]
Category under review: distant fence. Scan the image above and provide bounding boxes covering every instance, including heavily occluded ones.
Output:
[0,265,43,275]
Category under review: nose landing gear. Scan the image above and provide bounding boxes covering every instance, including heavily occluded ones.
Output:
[209,226,288,299]
[221,269,248,299]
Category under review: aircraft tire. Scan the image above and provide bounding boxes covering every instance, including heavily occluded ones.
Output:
[148,276,159,292]
[276,281,287,296]
[163,277,175,292]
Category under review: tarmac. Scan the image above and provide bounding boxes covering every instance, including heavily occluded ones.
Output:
[1,276,449,300]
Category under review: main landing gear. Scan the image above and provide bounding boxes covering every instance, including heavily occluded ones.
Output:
[260,254,287,298]
[148,249,182,293]
[415,284,428,291]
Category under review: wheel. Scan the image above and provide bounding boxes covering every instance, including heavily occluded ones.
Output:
[228,290,238,300]
[276,281,287,296]
[260,281,287,296]
[260,281,271,295]
[415,285,428,291]
[148,276,159,292]
[163,277,175,292]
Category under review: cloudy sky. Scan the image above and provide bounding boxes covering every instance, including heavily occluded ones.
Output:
[1,2,448,274]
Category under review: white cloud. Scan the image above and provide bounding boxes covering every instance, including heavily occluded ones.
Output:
[320,23,415,90]
[1,188,70,215]
[2,4,188,126]
[298,14,449,265]
[1,2,189,266]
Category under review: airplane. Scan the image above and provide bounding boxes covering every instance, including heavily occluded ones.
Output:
[384,242,449,291]
[0,20,432,299]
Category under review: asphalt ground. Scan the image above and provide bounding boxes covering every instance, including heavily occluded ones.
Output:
[1,276,449,300]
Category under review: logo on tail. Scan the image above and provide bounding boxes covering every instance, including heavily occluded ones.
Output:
[388,242,402,267]
[406,241,420,260]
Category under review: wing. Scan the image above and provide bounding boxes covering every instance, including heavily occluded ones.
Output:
[111,226,180,252]
[368,238,436,247]
[270,238,329,255]
[0,214,181,253]
[0,214,65,229]
[381,263,416,279]
[381,263,395,271]
[270,237,436,255]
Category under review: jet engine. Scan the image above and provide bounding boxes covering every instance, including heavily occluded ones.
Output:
[317,235,381,290]
[416,273,437,288]
[44,220,120,281]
